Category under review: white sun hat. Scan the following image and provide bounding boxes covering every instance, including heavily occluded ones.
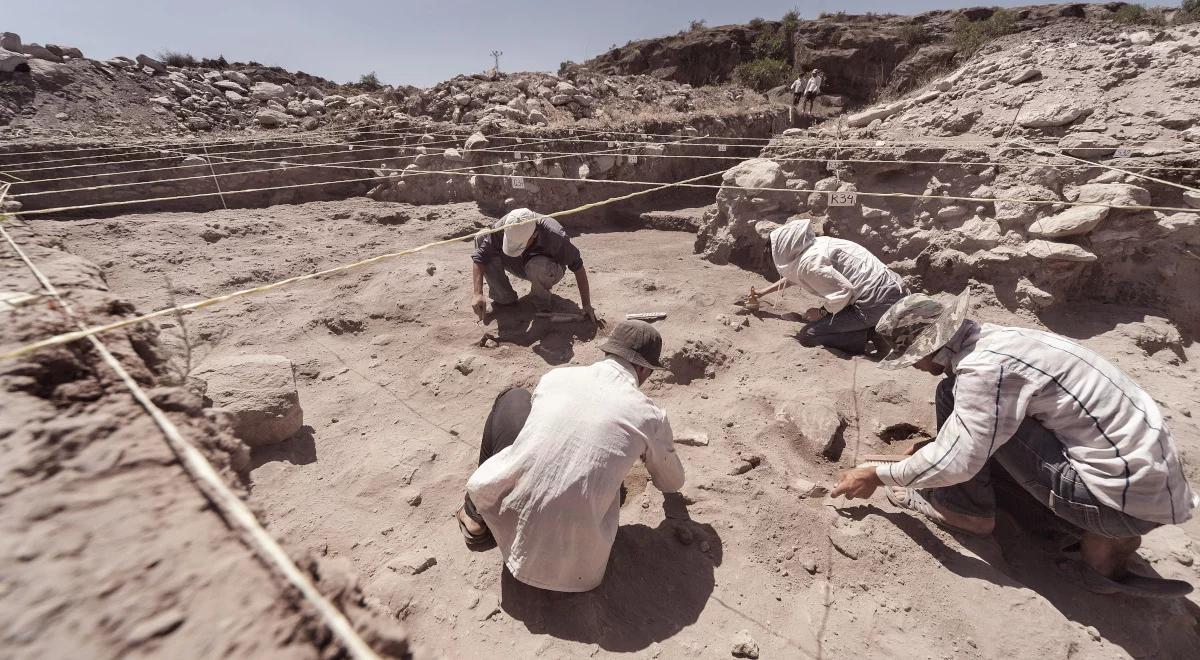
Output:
[500,208,543,257]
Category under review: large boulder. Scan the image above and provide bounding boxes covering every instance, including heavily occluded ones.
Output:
[1019,102,1091,128]
[1068,183,1151,208]
[136,53,167,74]
[695,159,795,270]
[1058,134,1119,158]
[196,354,303,447]
[1027,205,1109,238]
[250,81,288,101]
[1024,239,1097,262]
[255,108,292,128]
[0,48,30,73]
[223,70,252,87]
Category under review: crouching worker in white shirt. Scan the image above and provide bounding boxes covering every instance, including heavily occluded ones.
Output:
[748,218,909,355]
[455,320,685,592]
[832,290,1198,598]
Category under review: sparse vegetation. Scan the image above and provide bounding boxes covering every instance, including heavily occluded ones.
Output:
[951,9,1019,55]
[689,19,707,31]
[898,22,929,47]
[157,50,197,67]
[733,57,791,91]
[749,17,767,29]
[1113,3,1167,25]
[358,71,382,89]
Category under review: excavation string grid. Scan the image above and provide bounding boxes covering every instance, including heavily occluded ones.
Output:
[2,134,1198,360]
[0,185,379,659]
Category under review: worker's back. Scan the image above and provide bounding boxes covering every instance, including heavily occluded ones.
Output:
[466,357,683,591]
[797,236,903,307]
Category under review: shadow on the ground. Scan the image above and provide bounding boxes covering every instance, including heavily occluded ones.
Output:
[499,493,721,652]
[487,293,599,365]
[249,425,318,470]
[840,497,1200,658]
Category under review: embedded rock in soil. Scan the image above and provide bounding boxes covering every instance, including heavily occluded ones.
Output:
[731,629,760,658]
[195,354,304,446]
[1027,205,1109,238]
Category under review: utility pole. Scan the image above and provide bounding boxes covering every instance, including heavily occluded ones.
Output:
[490,50,503,73]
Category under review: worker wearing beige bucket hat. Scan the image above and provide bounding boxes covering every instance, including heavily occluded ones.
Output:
[469,208,599,323]
[832,288,1198,598]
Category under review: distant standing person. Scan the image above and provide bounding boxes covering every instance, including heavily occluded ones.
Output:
[746,218,908,355]
[789,73,808,108]
[457,320,685,592]
[470,208,599,322]
[802,68,823,115]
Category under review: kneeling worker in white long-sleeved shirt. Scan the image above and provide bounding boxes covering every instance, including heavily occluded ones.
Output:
[832,290,1197,597]
[749,218,909,355]
[456,320,685,592]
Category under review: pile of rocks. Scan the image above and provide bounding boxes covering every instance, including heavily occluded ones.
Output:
[0,31,82,66]
[696,21,1200,329]
[102,53,404,132]
[405,67,741,130]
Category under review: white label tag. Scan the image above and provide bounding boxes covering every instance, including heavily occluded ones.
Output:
[629,154,638,164]
[1114,147,1133,158]
[511,176,525,189]
[718,144,727,152]
[828,191,858,207]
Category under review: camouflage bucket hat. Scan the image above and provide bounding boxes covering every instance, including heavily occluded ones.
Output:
[876,289,970,371]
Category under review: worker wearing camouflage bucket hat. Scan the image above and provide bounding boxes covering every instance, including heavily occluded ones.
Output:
[832,288,1198,598]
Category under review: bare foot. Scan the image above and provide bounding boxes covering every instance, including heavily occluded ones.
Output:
[1080,533,1141,579]
[886,487,996,537]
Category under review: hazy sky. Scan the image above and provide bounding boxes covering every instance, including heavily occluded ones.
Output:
[7,1,1035,87]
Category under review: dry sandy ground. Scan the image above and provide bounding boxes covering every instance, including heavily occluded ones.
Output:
[43,197,1200,658]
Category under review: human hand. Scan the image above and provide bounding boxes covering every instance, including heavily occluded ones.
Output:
[472,294,487,322]
[802,307,826,322]
[583,305,604,328]
[830,467,883,500]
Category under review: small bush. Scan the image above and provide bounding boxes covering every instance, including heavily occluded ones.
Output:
[358,71,381,89]
[689,19,707,31]
[752,23,787,59]
[898,22,928,46]
[157,50,197,67]
[952,9,1019,54]
[734,57,791,91]
[1185,0,1200,11]
[749,17,766,29]
[782,9,800,24]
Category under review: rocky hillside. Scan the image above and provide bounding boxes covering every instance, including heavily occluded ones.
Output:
[0,29,766,143]
[585,3,1193,103]
[695,20,1200,331]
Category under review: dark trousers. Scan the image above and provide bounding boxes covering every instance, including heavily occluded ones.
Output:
[463,387,532,523]
[799,304,878,354]
[799,285,907,355]
[924,378,1159,539]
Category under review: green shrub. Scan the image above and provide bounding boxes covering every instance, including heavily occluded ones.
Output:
[734,57,791,91]
[752,23,786,59]
[157,50,197,67]
[1113,4,1168,25]
[358,71,381,89]
[749,17,766,29]
[689,19,707,31]
[951,9,1019,54]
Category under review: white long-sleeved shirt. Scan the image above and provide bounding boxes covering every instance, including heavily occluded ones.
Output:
[466,357,685,592]
[788,236,906,314]
[790,77,807,93]
[805,74,822,94]
[877,322,1197,525]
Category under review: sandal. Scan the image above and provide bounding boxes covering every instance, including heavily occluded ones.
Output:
[886,487,996,537]
[1056,558,1193,599]
[456,506,493,549]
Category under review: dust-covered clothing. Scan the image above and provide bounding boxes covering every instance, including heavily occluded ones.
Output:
[919,377,1160,538]
[472,216,583,273]
[787,235,907,317]
[466,357,685,592]
[876,321,1197,526]
[479,255,564,305]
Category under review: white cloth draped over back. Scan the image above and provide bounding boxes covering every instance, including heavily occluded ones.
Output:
[466,357,685,592]
[769,219,905,314]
